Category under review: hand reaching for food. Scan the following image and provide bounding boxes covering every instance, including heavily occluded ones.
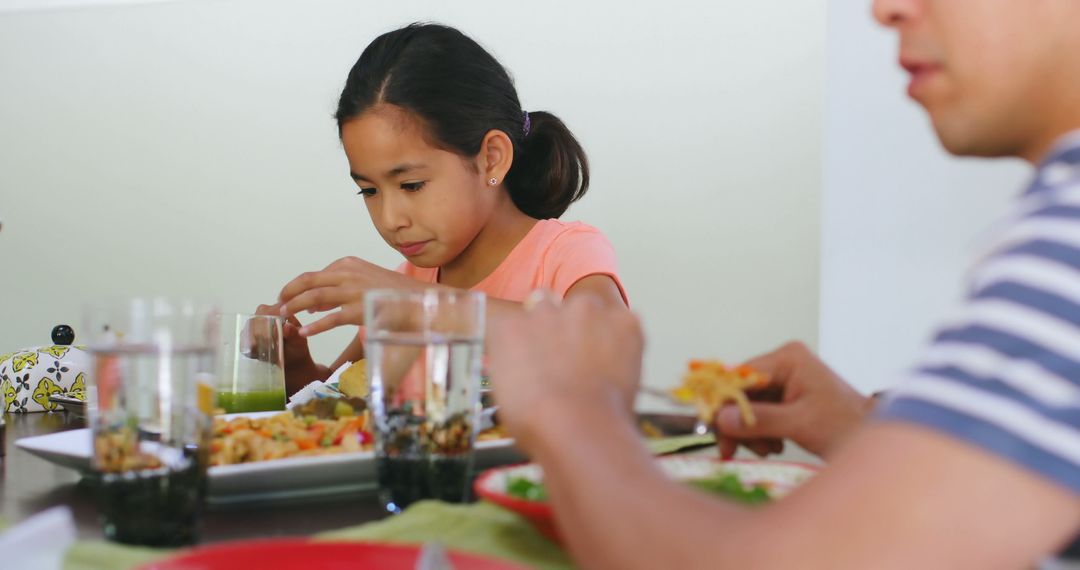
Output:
[713,341,873,460]
[668,359,769,427]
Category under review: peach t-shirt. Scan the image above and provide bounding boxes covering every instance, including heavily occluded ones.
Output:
[396,219,628,304]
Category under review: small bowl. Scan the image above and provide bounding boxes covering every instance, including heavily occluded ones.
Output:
[48,394,87,418]
[474,456,820,544]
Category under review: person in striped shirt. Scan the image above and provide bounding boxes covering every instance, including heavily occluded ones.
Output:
[485,0,1080,568]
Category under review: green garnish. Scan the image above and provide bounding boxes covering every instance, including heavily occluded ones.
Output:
[333,401,355,418]
[506,476,547,501]
[688,473,772,505]
[505,472,772,505]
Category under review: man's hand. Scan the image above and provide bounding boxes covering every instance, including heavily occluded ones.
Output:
[488,293,645,454]
[716,341,873,459]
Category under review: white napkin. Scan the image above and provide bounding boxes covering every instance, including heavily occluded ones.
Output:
[415,542,456,570]
[286,361,352,410]
[0,506,77,570]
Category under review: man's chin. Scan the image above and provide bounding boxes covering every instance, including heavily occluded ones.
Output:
[933,122,1019,159]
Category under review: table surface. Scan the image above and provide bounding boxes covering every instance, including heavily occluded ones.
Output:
[0,411,391,543]
[7,409,1080,569]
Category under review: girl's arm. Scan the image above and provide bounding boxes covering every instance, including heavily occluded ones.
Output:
[279,258,627,339]
[279,265,624,394]
[485,273,627,323]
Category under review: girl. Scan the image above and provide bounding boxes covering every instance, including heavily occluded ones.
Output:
[266,23,628,394]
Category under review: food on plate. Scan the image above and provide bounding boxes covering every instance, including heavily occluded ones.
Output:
[209,395,506,466]
[290,395,368,419]
[211,396,372,466]
[210,408,373,466]
[688,472,772,505]
[505,471,772,505]
[478,425,507,441]
[338,360,368,397]
[638,419,664,439]
[94,427,163,472]
[669,359,768,427]
[506,476,547,501]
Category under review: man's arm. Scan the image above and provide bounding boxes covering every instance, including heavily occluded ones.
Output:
[531,396,1080,569]
[490,298,1080,570]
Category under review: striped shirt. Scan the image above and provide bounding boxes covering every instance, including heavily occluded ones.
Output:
[877,130,1080,494]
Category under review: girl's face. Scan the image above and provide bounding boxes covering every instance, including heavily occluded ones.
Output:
[341,105,498,268]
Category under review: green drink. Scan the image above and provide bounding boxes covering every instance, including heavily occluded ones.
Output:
[217,313,287,414]
[217,389,286,413]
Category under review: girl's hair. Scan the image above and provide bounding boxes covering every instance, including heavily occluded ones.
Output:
[335,23,589,220]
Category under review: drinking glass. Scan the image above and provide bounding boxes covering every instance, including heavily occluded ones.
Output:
[84,298,217,546]
[216,313,286,413]
[365,289,485,514]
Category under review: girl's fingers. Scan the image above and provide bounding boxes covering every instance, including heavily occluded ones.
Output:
[278,271,346,305]
[280,286,351,317]
[282,321,301,339]
[298,306,364,337]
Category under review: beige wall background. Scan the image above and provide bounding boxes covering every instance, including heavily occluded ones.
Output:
[0,0,825,389]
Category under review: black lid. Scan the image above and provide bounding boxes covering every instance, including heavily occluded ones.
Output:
[51,325,75,346]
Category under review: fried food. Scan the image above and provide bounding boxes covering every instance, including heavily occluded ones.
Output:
[670,360,768,427]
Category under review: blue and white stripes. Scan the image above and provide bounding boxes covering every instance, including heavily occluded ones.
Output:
[877,132,1080,494]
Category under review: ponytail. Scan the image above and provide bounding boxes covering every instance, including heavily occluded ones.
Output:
[504,111,590,219]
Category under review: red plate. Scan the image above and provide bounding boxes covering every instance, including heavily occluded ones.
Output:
[139,540,527,570]
[474,457,821,544]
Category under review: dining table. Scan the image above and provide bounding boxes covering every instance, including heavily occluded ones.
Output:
[13,406,1077,570]
[0,410,393,543]
[23,405,1071,570]
[2,402,728,570]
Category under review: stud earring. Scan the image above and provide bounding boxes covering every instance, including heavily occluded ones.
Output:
[489,177,498,186]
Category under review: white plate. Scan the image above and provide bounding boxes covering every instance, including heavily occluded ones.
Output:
[15,412,524,506]
[477,456,819,502]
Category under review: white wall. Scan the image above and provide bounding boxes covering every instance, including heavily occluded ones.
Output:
[820,4,1029,393]
[0,0,177,12]
[0,0,825,388]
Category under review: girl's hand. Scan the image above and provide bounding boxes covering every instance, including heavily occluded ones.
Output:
[277,256,425,337]
[254,303,326,394]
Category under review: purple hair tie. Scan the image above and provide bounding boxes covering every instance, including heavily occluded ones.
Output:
[522,111,531,137]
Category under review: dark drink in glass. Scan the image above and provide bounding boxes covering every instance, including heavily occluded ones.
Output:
[366,291,484,515]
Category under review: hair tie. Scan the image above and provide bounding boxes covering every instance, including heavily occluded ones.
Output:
[522,111,531,137]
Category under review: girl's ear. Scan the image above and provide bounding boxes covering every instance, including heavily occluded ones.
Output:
[478,129,514,186]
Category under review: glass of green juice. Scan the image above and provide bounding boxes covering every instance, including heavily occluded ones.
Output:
[216,313,286,413]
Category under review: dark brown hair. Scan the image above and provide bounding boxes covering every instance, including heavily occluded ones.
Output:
[335,23,590,219]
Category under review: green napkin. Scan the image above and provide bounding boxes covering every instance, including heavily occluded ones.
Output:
[64,541,172,570]
[646,433,715,455]
[62,501,571,570]
[317,500,573,569]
